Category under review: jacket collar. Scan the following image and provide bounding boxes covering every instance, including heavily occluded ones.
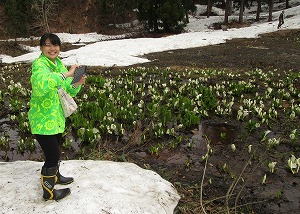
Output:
[40,53,63,72]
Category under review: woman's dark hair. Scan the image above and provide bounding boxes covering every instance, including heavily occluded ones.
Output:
[39,33,61,47]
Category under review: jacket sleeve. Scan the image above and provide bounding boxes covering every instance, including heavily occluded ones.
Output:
[31,60,64,97]
[61,78,82,97]
[56,58,82,97]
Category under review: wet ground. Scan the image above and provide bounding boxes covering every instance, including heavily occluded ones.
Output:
[134,29,300,73]
[1,29,300,213]
[134,29,300,213]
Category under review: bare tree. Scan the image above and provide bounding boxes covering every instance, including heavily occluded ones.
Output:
[207,0,212,18]
[31,0,59,33]
[224,0,232,24]
[285,0,290,8]
[239,0,245,23]
[255,0,262,22]
[268,0,274,22]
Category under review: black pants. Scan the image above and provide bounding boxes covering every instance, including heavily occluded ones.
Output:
[35,133,62,168]
[278,20,284,29]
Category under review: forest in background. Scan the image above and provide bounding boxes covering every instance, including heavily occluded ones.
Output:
[0,0,292,40]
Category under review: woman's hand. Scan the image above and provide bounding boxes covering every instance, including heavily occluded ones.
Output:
[73,75,87,87]
[64,64,79,78]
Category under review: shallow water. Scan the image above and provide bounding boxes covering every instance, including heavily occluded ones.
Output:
[1,116,300,213]
[0,117,81,162]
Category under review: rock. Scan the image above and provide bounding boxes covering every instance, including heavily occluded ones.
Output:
[221,25,228,31]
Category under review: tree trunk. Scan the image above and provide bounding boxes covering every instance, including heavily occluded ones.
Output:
[42,0,50,33]
[256,0,262,22]
[224,0,231,24]
[268,0,274,22]
[153,2,159,33]
[207,0,212,18]
[185,10,189,23]
[239,0,245,23]
[286,0,289,8]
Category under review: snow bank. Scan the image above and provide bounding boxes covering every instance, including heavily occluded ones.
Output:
[0,160,180,214]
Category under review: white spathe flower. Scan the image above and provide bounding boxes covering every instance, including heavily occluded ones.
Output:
[288,155,300,174]
[92,128,99,134]
[120,124,125,135]
[23,122,29,128]
[138,100,144,108]
[261,130,271,142]
[267,138,280,148]
[10,115,17,121]
[290,133,296,140]
[290,111,295,120]
[248,145,252,153]
[111,124,117,131]
[267,87,272,94]
[289,129,297,140]
[106,125,113,134]
[268,162,277,173]
[230,144,236,152]
[262,174,267,185]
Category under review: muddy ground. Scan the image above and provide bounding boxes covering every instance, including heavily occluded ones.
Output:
[1,29,300,213]
[137,29,300,214]
[136,29,300,72]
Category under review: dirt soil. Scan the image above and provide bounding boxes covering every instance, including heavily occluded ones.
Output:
[136,29,300,72]
[1,29,300,213]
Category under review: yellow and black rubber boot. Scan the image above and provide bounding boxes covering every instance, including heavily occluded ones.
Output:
[56,163,74,185]
[41,166,71,201]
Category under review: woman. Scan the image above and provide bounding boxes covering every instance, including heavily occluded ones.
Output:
[28,33,86,201]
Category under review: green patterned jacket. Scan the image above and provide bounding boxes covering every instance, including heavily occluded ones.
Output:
[28,53,81,135]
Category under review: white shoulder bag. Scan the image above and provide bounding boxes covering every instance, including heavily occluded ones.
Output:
[57,87,78,117]
[48,67,78,117]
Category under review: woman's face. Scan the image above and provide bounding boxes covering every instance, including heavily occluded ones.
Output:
[40,38,61,62]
